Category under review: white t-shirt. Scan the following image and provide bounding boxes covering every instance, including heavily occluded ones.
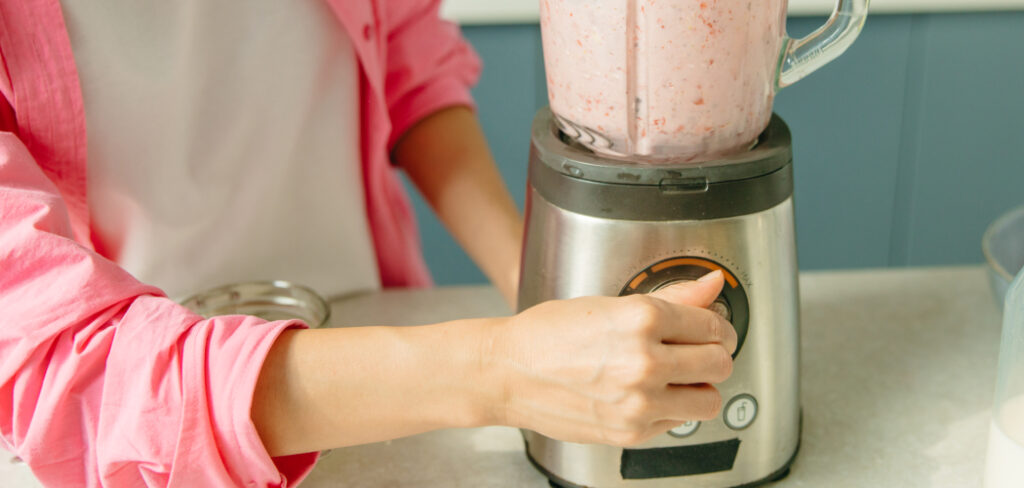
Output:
[61,0,381,300]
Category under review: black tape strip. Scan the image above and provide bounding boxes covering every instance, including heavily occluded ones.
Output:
[620,439,740,479]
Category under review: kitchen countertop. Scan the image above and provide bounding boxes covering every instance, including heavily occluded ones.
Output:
[0,266,1003,487]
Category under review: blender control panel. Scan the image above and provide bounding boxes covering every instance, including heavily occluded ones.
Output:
[619,257,749,358]
[617,257,759,480]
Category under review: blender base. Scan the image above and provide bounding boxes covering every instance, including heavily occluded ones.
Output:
[531,413,803,488]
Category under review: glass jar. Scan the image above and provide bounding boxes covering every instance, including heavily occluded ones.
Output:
[984,268,1024,487]
[540,0,869,162]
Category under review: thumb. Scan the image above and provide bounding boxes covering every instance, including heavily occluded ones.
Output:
[648,270,725,308]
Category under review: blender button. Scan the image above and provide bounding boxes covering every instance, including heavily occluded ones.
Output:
[668,420,700,438]
[724,394,758,430]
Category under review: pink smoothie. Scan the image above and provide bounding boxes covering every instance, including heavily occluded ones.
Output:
[540,0,788,162]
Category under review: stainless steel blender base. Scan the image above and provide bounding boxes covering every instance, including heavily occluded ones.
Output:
[516,109,802,488]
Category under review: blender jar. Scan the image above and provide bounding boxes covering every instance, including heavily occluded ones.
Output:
[540,0,869,162]
[985,268,1024,487]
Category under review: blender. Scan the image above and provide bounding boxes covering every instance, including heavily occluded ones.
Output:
[517,0,869,486]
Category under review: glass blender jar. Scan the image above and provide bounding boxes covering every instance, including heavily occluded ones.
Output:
[540,0,869,162]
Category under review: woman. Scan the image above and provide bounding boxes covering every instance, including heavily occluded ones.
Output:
[0,1,736,486]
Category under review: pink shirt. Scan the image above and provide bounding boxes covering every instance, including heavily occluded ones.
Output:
[0,1,481,486]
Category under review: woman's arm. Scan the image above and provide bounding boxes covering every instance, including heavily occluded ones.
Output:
[0,133,318,486]
[251,271,736,456]
[393,106,523,305]
[377,1,521,299]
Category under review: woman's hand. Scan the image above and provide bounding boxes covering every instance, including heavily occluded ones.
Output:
[487,270,736,447]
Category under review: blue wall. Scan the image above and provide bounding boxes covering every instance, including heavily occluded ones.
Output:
[406,12,1024,285]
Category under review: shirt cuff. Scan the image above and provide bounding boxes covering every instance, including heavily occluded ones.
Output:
[387,76,477,153]
[220,316,319,487]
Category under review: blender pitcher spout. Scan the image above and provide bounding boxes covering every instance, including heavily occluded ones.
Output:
[776,0,870,89]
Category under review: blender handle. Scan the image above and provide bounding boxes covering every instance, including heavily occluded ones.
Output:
[776,0,870,89]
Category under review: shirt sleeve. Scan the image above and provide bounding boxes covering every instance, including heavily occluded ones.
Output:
[0,132,318,487]
[383,0,483,151]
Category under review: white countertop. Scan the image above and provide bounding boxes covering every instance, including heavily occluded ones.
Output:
[442,0,1024,24]
[304,265,1002,488]
[0,266,1004,487]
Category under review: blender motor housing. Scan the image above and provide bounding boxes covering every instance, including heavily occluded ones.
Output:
[517,108,801,488]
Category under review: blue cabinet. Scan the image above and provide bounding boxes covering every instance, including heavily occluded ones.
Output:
[406,12,1024,284]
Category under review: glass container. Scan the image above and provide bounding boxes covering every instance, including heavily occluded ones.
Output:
[984,268,1024,487]
[540,0,869,161]
[180,280,330,328]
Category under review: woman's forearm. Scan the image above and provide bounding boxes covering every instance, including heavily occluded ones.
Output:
[393,106,524,306]
[250,275,736,457]
[251,318,504,457]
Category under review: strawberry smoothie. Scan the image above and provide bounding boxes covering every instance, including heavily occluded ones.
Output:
[540,0,788,162]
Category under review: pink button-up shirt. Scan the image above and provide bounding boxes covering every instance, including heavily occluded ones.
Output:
[0,1,481,486]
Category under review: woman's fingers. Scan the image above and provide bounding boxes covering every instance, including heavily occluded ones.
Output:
[595,385,725,447]
[655,383,724,423]
[647,271,738,354]
[660,343,734,385]
[660,384,724,422]
[648,270,724,309]
[659,306,737,354]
